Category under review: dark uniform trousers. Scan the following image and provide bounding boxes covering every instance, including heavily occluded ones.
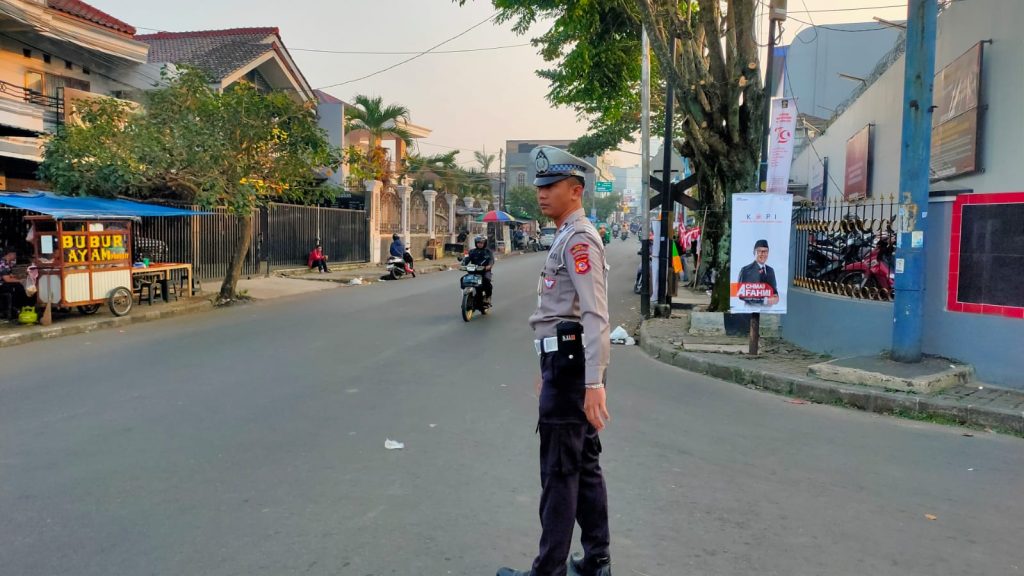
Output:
[532,344,610,576]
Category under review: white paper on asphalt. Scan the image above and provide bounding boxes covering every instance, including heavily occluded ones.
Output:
[766,98,797,194]
[730,193,793,314]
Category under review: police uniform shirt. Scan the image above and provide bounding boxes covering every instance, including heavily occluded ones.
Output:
[529,208,611,385]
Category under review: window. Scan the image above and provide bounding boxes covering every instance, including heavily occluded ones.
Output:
[43,54,51,64]
[25,71,43,95]
[45,74,90,99]
[65,60,73,70]
[22,48,31,58]
[516,172,526,187]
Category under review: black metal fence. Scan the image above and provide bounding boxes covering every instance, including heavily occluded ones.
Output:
[266,203,367,268]
[793,196,898,301]
[136,206,265,281]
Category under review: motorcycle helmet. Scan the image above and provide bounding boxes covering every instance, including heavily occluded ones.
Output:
[392,233,400,241]
[474,235,487,248]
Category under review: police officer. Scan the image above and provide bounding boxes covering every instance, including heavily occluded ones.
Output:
[497,146,612,576]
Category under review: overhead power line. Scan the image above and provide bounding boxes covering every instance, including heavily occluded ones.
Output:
[292,43,529,55]
[315,12,500,90]
[788,3,907,13]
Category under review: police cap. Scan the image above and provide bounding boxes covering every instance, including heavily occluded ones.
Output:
[531,145,595,187]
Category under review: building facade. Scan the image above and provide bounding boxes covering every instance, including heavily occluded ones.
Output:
[782,0,1024,388]
[0,0,153,190]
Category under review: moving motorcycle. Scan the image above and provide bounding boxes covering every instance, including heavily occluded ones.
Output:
[621,229,629,241]
[386,252,415,280]
[459,263,490,321]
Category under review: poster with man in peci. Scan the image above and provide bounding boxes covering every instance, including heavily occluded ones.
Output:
[730,193,793,314]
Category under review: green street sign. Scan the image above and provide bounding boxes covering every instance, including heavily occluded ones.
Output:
[595,181,614,193]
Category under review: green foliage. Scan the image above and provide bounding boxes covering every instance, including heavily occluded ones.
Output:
[41,67,340,214]
[505,185,542,222]
[474,150,496,173]
[591,191,623,222]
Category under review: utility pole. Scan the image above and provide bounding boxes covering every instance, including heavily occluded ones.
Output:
[891,0,938,362]
[656,37,676,314]
[750,0,787,355]
[498,148,504,211]
[640,27,652,318]
[758,0,786,191]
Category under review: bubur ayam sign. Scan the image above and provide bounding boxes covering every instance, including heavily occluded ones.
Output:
[62,233,129,264]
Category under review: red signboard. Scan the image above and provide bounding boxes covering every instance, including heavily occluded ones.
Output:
[844,125,872,201]
[947,192,1024,318]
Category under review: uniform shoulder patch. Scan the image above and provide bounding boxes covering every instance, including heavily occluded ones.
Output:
[573,246,591,274]
[570,242,589,255]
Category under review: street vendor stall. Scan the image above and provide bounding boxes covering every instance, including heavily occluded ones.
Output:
[0,192,203,318]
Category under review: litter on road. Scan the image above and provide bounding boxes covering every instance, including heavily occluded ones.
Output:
[384,438,405,450]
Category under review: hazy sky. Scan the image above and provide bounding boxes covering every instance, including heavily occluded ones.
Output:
[90,1,907,168]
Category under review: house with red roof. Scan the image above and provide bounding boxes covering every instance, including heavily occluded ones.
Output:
[0,0,153,190]
[136,27,316,103]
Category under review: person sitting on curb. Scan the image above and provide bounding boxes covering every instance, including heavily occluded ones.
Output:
[0,247,32,310]
[308,242,330,273]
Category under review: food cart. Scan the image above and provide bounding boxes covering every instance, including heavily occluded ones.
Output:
[0,191,204,318]
[29,215,135,316]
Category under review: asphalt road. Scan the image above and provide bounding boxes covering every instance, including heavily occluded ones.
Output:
[1,239,1022,576]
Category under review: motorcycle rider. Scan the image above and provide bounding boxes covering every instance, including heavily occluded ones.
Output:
[462,235,494,303]
[389,233,416,277]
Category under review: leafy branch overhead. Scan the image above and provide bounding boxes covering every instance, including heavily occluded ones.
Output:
[455,0,764,310]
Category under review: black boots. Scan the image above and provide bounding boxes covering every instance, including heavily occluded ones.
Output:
[568,553,612,576]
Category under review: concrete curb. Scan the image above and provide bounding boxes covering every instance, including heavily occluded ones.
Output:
[0,299,215,349]
[638,322,1024,437]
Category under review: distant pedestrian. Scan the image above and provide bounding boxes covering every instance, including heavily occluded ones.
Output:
[308,242,330,273]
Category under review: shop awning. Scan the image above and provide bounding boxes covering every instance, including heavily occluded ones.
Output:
[0,191,205,220]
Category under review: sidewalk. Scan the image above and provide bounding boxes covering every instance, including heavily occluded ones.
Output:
[638,289,1024,438]
[278,255,464,284]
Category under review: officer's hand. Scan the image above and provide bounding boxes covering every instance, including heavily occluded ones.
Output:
[584,388,610,431]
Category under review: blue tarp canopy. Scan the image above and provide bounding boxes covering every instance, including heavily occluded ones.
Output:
[0,191,204,220]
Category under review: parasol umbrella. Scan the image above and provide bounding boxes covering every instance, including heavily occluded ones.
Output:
[478,210,517,222]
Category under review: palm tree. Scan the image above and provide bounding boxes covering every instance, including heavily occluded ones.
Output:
[474,149,495,174]
[345,95,413,185]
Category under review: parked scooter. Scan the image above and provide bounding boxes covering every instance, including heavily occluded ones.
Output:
[459,263,490,321]
[837,233,895,293]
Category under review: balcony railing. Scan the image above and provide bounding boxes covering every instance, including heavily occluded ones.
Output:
[0,80,64,124]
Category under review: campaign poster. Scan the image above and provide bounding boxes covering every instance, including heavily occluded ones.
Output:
[730,193,793,314]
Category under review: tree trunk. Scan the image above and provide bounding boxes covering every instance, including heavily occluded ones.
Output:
[218,212,255,302]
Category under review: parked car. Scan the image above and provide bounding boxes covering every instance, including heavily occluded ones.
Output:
[539,227,557,250]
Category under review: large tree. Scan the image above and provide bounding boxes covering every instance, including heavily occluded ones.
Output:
[40,67,340,302]
[455,0,764,309]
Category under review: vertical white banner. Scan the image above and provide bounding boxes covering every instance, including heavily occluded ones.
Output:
[650,219,660,303]
[730,193,794,314]
[766,97,797,194]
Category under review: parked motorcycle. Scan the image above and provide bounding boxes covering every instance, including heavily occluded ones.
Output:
[459,263,490,321]
[386,252,415,280]
[837,233,895,293]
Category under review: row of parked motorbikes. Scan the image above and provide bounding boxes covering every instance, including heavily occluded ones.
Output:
[806,229,896,292]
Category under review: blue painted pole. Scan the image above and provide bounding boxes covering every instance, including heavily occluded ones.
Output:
[891,0,938,363]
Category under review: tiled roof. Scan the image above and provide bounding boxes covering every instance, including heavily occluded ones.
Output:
[48,0,136,36]
[136,28,280,81]
[314,90,344,105]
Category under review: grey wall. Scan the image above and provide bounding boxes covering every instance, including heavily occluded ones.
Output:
[317,101,344,186]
